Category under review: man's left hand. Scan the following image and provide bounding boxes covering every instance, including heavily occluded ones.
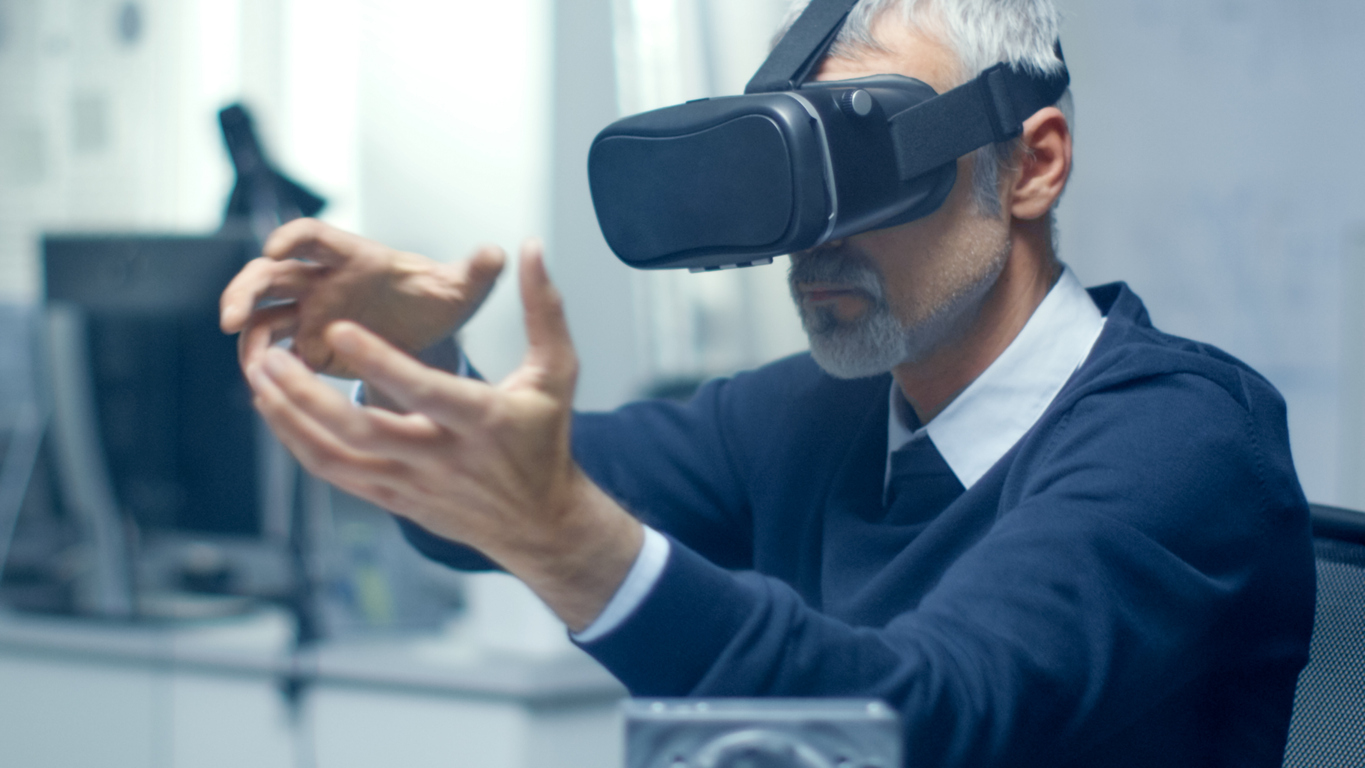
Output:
[244,239,643,632]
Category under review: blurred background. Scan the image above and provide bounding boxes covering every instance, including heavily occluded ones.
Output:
[0,0,1361,766]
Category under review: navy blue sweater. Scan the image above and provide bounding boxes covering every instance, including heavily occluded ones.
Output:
[402,283,1314,767]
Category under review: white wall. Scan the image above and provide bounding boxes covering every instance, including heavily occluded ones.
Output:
[354,0,552,385]
[1054,0,1365,506]
[0,0,241,298]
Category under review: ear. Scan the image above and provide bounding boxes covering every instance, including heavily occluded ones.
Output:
[1008,106,1072,221]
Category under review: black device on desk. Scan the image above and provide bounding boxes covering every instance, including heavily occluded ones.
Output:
[219,103,326,242]
[1,104,330,634]
[44,235,260,537]
[32,234,297,620]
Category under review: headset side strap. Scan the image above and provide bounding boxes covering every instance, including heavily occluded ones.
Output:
[889,59,1070,181]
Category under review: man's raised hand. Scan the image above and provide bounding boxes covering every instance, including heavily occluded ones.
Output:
[243,240,643,632]
[221,218,505,378]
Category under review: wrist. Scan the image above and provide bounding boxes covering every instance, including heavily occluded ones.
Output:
[499,471,645,633]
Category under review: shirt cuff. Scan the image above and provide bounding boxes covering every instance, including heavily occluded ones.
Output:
[353,334,468,405]
[571,525,671,643]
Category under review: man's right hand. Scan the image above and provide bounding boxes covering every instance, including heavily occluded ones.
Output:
[220,219,505,379]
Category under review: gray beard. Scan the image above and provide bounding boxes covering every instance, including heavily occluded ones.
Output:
[788,249,1004,379]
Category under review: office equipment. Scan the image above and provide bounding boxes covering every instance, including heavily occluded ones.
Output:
[0,305,44,604]
[44,302,135,616]
[37,234,302,618]
[1282,503,1365,767]
[219,103,326,242]
[625,699,900,768]
[45,235,262,536]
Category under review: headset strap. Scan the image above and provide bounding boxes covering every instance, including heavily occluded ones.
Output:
[890,45,1071,181]
[745,0,860,94]
[747,1,1070,179]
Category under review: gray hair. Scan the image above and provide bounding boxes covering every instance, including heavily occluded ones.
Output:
[777,0,1074,219]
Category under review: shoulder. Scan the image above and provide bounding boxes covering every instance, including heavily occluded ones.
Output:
[1006,282,1307,544]
[991,284,1314,657]
[1065,282,1292,463]
[1078,282,1285,418]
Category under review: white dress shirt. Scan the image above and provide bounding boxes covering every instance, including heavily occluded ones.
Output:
[885,266,1106,489]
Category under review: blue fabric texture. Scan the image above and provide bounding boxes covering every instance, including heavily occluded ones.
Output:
[400,283,1315,767]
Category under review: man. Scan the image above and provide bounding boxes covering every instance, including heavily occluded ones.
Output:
[220,1,1315,765]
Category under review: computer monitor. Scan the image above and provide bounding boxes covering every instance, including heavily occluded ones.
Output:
[43,234,262,537]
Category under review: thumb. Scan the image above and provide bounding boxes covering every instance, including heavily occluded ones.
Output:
[514,239,577,401]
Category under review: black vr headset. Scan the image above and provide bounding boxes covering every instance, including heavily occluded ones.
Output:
[587,0,1070,272]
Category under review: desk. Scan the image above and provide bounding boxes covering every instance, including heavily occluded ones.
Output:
[0,607,626,768]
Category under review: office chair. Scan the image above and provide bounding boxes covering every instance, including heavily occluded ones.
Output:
[1282,504,1365,768]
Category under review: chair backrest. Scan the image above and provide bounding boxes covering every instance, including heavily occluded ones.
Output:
[1282,504,1365,768]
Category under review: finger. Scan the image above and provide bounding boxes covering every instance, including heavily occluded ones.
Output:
[329,475,414,518]
[221,257,278,333]
[515,239,578,401]
[248,355,399,484]
[290,329,337,374]
[261,397,419,515]
[455,244,507,309]
[220,257,322,333]
[261,218,374,268]
[325,321,496,430]
[238,304,298,370]
[256,347,449,459]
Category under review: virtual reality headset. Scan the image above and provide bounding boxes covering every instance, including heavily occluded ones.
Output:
[588,0,1070,272]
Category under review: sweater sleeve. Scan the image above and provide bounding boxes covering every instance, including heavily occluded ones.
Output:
[576,371,1315,767]
[571,377,756,569]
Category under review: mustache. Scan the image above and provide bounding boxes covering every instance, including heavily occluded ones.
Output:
[788,246,886,300]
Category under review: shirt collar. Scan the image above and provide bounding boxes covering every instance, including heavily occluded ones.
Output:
[886,266,1106,490]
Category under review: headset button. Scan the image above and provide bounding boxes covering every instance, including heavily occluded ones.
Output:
[841,89,874,118]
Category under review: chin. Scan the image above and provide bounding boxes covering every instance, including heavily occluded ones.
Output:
[809,356,896,380]
[805,328,914,380]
